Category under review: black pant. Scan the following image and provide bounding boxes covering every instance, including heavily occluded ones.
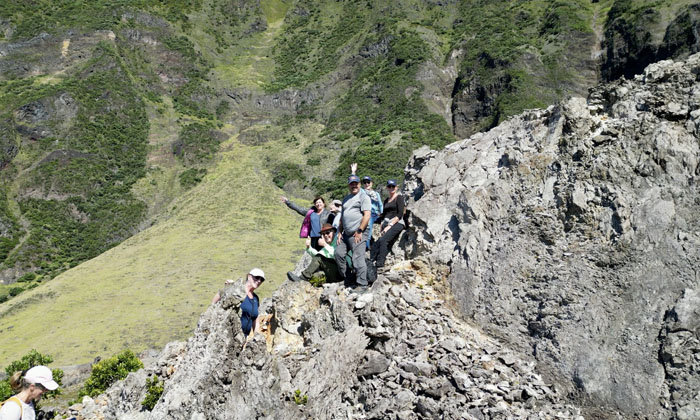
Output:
[371,223,404,267]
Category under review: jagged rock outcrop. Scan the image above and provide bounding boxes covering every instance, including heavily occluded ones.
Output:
[68,268,586,420]
[404,53,700,418]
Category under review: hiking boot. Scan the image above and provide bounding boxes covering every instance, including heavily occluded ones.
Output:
[351,284,369,294]
[287,271,303,282]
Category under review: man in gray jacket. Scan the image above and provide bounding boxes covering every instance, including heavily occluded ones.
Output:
[335,175,371,290]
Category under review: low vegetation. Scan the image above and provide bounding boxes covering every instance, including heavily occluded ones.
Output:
[141,376,164,411]
[77,350,143,399]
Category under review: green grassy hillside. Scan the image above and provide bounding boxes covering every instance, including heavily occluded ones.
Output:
[0,132,303,365]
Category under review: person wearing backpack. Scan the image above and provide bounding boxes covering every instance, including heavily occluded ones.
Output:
[0,365,59,420]
[335,175,371,292]
[280,195,330,251]
[350,163,382,250]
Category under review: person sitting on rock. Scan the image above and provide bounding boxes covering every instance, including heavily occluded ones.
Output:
[241,268,265,337]
[287,223,340,283]
[371,179,405,271]
[0,365,59,420]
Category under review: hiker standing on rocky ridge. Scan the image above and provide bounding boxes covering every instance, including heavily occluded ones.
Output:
[0,365,59,420]
[240,268,265,337]
[350,163,382,250]
[280,196,330,251]
[335,175,371,291]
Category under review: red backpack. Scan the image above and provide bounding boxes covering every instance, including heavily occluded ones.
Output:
[299,209,314,238]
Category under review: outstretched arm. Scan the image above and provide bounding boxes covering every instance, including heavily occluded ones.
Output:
[281,197,309,216]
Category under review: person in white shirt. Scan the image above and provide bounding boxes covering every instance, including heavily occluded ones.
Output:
[0,365,59,420]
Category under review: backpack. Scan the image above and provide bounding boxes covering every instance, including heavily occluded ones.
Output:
[299,209,314,238]
[1,396,23,418]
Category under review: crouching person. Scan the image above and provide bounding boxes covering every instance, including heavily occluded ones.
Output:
[287,223,340,283]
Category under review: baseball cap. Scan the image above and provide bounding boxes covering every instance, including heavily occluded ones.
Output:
[362,176,372,182]
[25,366,59,391]
[348,175,360,184]
[249,268,265,281]
[332,199,342,207]
[386,179,397,187]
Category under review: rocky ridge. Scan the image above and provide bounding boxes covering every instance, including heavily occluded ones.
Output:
[403,53,700,418]
[66,264,585,420]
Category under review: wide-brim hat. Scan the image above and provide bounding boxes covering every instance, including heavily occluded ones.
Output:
[320,223,336,234]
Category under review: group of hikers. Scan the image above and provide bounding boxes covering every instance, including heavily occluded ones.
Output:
[234,163,406,341]
[281,163,405,291]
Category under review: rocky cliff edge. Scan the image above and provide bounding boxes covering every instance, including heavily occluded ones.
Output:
[404,53,700,419]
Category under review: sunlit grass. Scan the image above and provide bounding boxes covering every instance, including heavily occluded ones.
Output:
[0,135,303,366]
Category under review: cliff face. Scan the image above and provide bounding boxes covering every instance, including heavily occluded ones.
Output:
[404,53,700,418]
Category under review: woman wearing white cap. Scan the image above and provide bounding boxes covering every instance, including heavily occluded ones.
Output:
[0,365,59,420]
[240,268,265,337]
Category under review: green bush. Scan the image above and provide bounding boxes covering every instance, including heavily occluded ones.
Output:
[0,350,64,401]
[141,376,164,411]
[8,286,22,297]
[78,350,143,399]
[178,168,207,189]
[271,162,305,189]
[17,273,36,283]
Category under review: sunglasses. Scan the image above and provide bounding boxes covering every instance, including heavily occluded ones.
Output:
[387,185,396,188]
[362,180,372,184]
[252,275,264,282]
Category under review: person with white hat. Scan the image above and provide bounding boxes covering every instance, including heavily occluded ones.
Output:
[0,365,59,420]
[240,268,265,337]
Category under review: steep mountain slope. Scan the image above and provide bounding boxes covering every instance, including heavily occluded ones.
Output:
[0,0,698,367]
[0,135,301,366]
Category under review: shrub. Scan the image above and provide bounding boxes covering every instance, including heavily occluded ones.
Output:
[8,287,23,297]
[141,376,164,411]
[0,350,64,401]
[78,350,143,398]
[17,272,36,283]
[179,168,207,189]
